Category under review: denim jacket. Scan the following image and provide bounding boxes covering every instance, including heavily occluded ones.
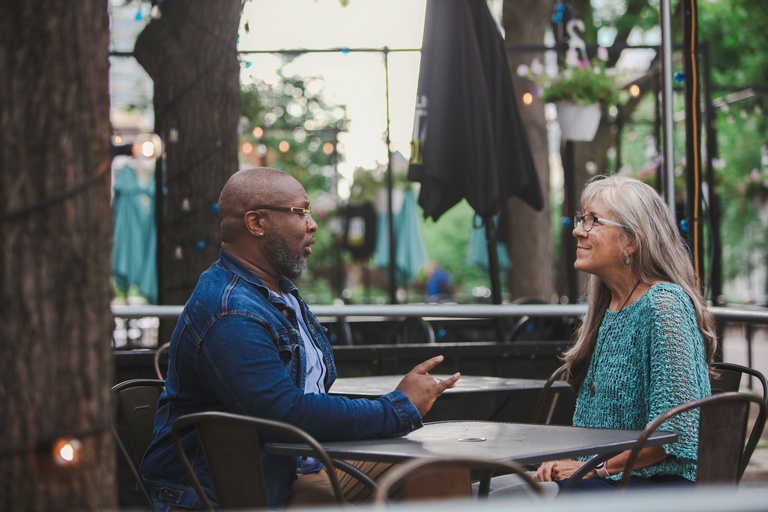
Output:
[140,250,422,509]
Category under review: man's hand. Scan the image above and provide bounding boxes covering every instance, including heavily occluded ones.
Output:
[395,355,460,417]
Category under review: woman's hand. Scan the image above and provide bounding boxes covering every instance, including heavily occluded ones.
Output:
[534,459,594,481]
[535,447,668,482]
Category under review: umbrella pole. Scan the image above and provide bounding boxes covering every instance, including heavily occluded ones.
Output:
[483,215,506,343]
[483,215,503,305]
[384,47,397,304]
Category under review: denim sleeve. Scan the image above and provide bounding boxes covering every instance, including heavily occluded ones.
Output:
[194,313,422,441]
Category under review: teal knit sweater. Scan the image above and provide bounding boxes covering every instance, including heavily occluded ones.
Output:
[573,282,711,482]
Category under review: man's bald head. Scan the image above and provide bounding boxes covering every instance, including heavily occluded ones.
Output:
[218,167,297,243]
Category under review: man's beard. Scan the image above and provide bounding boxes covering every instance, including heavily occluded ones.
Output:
[270,235,307,279]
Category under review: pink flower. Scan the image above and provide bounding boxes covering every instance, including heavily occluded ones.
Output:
[530,58,544,75]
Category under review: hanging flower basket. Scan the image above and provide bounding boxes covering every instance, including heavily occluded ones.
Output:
[555,102,602,141]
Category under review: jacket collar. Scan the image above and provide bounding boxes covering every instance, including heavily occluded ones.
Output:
[217,249,300,299]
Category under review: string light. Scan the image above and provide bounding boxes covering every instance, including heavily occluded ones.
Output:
[51,438,82,467]
[629,84,641,97]
[149,0,162,20]
[278,140,290,152]
[111,133,163,160]
[522,92,534,106]
[552,2,567,24]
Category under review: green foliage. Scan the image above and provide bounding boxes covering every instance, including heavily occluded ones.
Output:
[417,200,494,300]
[240,65,348,194]
[518,51,621,107]
[698,0,768,298]
[347,166,413,206]
[711,113,767,284]
[240,63,350,284]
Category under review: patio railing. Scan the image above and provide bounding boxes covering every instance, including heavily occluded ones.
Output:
[112,303,767,349]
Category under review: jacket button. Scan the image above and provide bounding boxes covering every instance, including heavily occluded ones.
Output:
[282,310,290,317]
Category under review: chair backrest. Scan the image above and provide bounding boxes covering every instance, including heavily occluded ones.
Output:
[372,456,542,504]
[153,342,171,381]
[325,317,354,346]
[619,392,767,488]
[530,364,573,425]
[710,362,768,403]
[505,297,575,342]
[392,317,436,344]
[112,379,166,511]
[171,411,345,511]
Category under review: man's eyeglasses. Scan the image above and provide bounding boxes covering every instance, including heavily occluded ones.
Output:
[248,205,312,220]
[573,211,625,232]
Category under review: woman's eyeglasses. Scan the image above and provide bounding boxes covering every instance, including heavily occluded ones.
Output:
[573,211,625,232]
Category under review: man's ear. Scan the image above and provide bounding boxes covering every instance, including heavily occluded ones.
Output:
[243,210,265,236]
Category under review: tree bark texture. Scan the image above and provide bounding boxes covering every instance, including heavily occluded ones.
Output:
[502,0,555,302]
[0,1,115,510]
[134,0,243,311]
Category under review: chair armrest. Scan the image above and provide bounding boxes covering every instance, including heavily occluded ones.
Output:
[558,453,613,494]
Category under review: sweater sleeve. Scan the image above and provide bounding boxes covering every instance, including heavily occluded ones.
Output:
[647,284,711,463]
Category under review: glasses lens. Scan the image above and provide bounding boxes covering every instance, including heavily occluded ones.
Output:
[574,213,595,231]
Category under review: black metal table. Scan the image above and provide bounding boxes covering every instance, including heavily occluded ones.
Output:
[331,374,568,398]
[267,420,678,466]
[330,374,571,422]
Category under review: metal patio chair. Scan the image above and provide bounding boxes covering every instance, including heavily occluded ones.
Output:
[372,456,542,504]
[112,378,166,511]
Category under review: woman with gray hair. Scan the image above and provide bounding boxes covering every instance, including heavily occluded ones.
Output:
[489,175,716,498]
[536,174,716,491]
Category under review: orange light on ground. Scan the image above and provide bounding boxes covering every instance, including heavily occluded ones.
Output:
[242,142,253,154]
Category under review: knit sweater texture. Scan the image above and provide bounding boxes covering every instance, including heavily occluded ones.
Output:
[572,282,711,482]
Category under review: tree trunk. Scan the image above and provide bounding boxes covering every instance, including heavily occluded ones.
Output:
[502,0,555,302]
[0,1,115,510]
[134,0,242,315]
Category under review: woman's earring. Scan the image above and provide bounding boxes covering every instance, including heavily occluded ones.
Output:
[624,256,631,266]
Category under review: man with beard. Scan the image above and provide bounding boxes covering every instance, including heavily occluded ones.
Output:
[140,167,460,511]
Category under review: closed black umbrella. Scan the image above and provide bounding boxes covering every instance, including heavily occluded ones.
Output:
[408,0,543,305]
